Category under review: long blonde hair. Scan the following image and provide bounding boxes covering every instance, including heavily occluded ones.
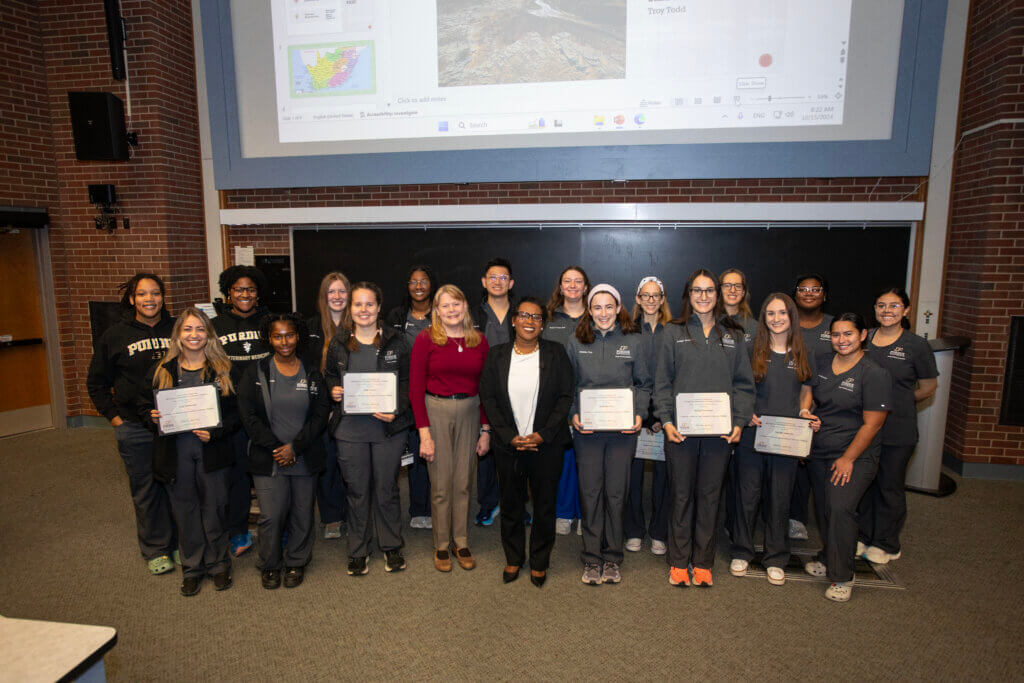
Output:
[429,284,482,348]
[153,307,234,395]
[316,271,351,371]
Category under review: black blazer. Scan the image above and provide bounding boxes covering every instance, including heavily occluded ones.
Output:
[479,339,574,450]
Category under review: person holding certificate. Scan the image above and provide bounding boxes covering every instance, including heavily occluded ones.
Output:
[803,313,892,602]
[479,297,574,587]
[858,288,938,565]
[729,293,816,586]
[543,266,591,536]
[624,276,672,557]
[305,271,351,542]
[654,269,754,588]
[86,273,177,577]
[566,284,651,586]
[142,307,239,597]
[326,282,413,576]
[409,284,491,572]
[238,313,330,589]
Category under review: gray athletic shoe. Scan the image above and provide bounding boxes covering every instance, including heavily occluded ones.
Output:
[601,562,622,584]
[581,563,602,585]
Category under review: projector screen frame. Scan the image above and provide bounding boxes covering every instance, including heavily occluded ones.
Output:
[199,0,947,190]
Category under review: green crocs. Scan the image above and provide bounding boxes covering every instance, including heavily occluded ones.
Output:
[148,555,175,575]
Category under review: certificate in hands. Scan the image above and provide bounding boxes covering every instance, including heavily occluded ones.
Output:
[674,392,732,436]
[635,428,665,461]
[155,383,222,436]
[754,415,813,458]
[343,372,398,415]
[580,388,634,431]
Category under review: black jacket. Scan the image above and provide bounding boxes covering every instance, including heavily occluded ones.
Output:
[479,339,574,450]
[472,299,515,344]
[139,358,240,484]
[210,303,271,380]
[304,312,334,371]
[324,326,413,437]
[86,311,175,423]
[237,357,329,477]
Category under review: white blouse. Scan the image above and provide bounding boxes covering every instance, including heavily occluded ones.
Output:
[507,349,541,437]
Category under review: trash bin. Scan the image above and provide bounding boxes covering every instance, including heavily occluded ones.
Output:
[905,336,970,497]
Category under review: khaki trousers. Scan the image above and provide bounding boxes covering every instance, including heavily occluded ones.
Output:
[425,395,480,550]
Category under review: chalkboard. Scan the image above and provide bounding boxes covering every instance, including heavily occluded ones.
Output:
[292,224,910,325]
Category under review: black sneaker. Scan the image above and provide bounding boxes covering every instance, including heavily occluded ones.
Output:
[283,566,304,588]
[347,555,369,576]
[180,575,202,597]
[384,549,407,573]
[212,570,233,591]
[261,569,282,589]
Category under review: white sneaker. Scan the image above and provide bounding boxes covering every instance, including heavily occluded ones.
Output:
[323,522,342,540]
[804,560,827,577]
[409,516,431,530]
[856,541,867,557]
[729,558,749,577]
[625,537,642,552]
[864,545,900,564]
[788,519,809,540]
[650,540,667,556]
[555,518,573,536]
[825,579,854,602]
[766,567,786,585]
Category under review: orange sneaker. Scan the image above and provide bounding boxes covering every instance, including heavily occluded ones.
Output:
[668,566,690,587]
[692,567,713,587]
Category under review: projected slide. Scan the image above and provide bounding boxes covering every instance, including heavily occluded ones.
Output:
[270,0,853,146]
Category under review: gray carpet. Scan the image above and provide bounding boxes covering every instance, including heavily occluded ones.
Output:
[1,428,1022,681]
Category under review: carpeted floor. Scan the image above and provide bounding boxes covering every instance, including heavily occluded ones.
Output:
[1,428,1022,681]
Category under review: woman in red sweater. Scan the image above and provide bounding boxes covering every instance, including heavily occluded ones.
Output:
[409,284,491,572]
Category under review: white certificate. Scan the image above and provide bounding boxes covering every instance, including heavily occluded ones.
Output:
[635,428,665,461]
[343,372,397,415]
[674,392,732,436]
[754,415,814,458]
[580,388,634,431]
[155,384,222,436]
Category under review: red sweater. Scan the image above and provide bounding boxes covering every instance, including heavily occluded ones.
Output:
[409,330,489,429]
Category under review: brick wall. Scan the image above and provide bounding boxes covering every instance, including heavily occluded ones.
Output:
[940,0,1024,466]
[2,0,207,418]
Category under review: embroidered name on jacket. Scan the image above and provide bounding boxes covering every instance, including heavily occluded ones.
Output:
[839,377,856,392]
[614,345,632,359]
[819,331,831,341]
[888,347,907,360]
[384,350,398,363]
[721,334,736,348]
[126,337,171,356]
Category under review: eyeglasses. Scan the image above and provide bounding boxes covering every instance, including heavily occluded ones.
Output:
[515,311,544,322]
[796,286,823,294]
[721,283,744,292]
[487,274,510,283]
[231,287,257,295]
[639,293,663,302]
[875,302,905,310]
[690,287,716,297]
[408,279,430,286]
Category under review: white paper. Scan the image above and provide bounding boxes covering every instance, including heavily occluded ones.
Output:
[234,245,255,266]
[155,383,222,436]
[674,392,732,436]
[343,372,398,414]
[580,388,634,431]
[754,415,814,458]
[195,302,218,319]
[635,428,665,461]
[401,450,415,467]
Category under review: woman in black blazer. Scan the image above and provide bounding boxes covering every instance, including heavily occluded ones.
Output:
[479,297,574,587]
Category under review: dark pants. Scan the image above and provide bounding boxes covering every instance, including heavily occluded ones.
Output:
[494,443,564,571]
[476,449,501,516]
[167,443,230,579]
[574,432,636,565]
[316,433,347,525]
[729,428,800,569]
[337,434,406,558]
[807,452,878,583]
[252,472,317,571]
[406,429,432,518]
[665,436,731,570]
[227,429,252,538]
[114,421,176,561]
[789,462,811,524]
[624,457,668,542]
[555,447,581,519]
[858,444,915,554]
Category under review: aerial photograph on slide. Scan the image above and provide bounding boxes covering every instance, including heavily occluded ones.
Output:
[437,0,626,87]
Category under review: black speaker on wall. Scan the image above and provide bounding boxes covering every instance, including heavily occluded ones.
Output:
[67,92,129,161]
[104,0,126,81]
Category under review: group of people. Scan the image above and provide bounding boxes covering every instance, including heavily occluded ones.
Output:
[87,261,937,602]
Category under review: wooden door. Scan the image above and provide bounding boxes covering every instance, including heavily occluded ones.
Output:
[0,229,52,436]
